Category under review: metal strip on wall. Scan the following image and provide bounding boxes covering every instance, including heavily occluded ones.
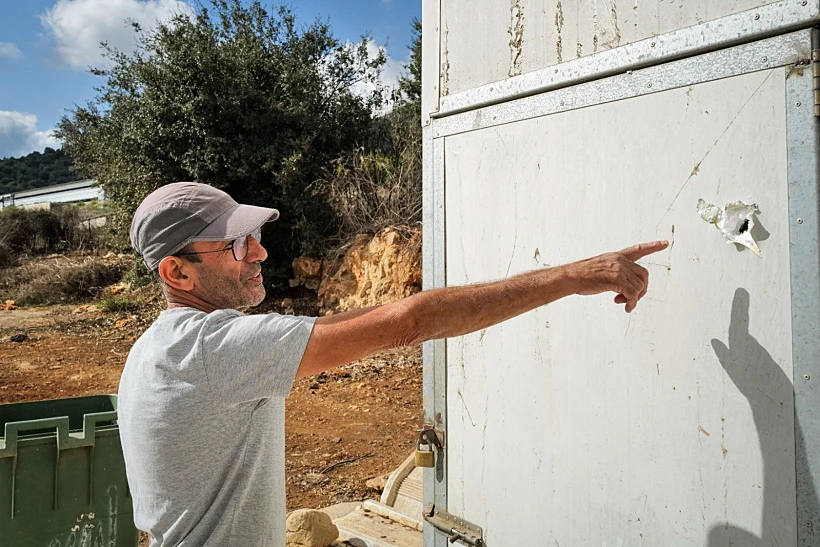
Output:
[433,30,812,139]
[434,0,820,118]
[420,0,441,126]
[422,128,448,547]
[787,28,820,547]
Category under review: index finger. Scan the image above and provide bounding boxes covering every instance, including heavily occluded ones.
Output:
[619,240,669,262]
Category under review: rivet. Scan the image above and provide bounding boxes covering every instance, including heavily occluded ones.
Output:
[798,218,804,224]
[648,83,652,88]
[755,14,760,20]
[805,374,811,380]
[797,101,802,107]
[803,0,808,5]
[762,57,768,62]
[560,101,565,106]
[651,42,656,47]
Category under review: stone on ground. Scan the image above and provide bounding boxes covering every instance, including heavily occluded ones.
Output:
[286,509,339,547]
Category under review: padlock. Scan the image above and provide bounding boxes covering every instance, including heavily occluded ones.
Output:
[415,438,435,468]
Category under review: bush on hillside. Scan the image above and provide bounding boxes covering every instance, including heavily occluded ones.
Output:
[12,258,126,306]
[0,205,108,260]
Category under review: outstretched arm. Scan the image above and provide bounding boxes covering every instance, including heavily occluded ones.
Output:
[296,240,668,377]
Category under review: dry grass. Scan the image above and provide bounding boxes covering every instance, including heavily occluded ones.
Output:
[0,254,130,306]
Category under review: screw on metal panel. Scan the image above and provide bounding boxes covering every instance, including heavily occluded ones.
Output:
[560,101,565,106]
[805,374,811,380]
[755,14,760,20]
[762,57,768,62]
[648,83,652,88]
[803,0,808,5]
[651,42,656,47]
[798,218,804,224]
[797,101,802,106]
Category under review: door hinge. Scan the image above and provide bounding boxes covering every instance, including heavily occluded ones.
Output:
[424,504,485,546]
[813,48,820,117]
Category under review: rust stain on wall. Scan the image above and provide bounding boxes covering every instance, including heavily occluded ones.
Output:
[555,1,564,63]
[441,22,450,96]
[508,0,524,77]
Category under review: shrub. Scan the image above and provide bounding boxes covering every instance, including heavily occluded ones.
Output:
[122,256,155,289]
[0,205,108,258]
[14,258,126,306]
[98,295,143,313]
[316,106,422,246]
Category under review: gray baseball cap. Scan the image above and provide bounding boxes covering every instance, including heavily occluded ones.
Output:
[130,182,279,270]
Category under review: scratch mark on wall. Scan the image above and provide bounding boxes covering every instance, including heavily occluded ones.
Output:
[508,0,525,77]
[655,70,774,230]
[478,329,487,343]
[699,425,711,436]
[721,417,727,457]
[481,398,489,449]
[555,1,564,63]
[458,390,476,427]
[441,22,450,96]
[597,0,622,50]
[505,183,519,277]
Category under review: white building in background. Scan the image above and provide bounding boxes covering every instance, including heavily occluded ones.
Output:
[0,179,104,211]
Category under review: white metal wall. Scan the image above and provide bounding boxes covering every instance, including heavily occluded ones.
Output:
[439,0,781,95]
[441,67,796,545]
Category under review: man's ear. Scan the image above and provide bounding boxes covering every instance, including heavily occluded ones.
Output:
[158,256,196,290]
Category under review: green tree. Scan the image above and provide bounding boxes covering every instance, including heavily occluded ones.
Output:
[318,19,423,243]
[56,0,387,287]
[396,18,421,107]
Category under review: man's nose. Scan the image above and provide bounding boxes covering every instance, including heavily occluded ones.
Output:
[245,235,268,262]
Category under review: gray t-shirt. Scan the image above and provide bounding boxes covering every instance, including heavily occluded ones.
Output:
[118,307,316,547]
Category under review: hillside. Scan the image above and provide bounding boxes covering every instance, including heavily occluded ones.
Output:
[0,147,81,194]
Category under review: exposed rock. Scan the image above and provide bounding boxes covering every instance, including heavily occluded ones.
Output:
[317,228,421,314]
[9,333,28,343]
[114,318,135,329]
[286,509,339,547]
[291,257,323,290]
[366,474,390,493]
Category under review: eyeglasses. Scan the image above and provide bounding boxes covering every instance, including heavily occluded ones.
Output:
[175,229,262,262]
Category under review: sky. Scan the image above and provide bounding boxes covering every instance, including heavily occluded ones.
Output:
[0,0,420,159]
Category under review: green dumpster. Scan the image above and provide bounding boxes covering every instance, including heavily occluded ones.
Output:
[0,395,138,547]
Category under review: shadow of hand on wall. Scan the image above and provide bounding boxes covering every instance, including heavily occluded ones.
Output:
[707,288,817,546]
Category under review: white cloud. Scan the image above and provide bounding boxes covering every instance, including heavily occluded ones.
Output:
[0,42,23,60]
[40,0,193,70]
[0,111,60,159]
[349,41,407,110]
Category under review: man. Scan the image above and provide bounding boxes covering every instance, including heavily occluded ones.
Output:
[119,182,667,546]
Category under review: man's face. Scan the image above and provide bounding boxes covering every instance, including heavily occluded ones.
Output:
[182,235,268,311]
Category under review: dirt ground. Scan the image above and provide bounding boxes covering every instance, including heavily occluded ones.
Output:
[0,298,423,540]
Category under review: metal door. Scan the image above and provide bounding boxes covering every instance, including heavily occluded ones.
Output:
[423,28,820,547]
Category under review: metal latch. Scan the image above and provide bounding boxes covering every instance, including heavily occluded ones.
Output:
[424,504,485,546]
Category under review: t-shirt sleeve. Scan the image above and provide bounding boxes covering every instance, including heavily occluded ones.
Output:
[198,310,316,405]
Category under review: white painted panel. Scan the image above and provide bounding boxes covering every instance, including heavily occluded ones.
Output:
[444,69,794,545]
[441,0,780,94]
[421,0,440,125]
